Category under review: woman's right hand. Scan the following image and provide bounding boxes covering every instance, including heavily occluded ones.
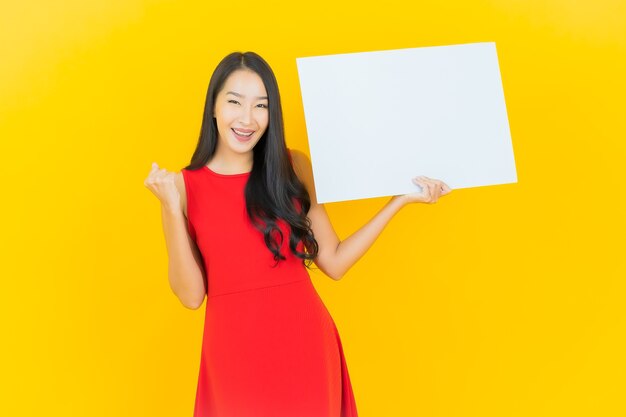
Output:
[392,175,452,206]
[143,162,181,212]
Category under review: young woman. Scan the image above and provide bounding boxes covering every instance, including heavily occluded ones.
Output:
[144,51,451,417]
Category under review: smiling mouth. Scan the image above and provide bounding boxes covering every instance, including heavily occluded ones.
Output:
[232,128,254,136]
[231,128,255,141]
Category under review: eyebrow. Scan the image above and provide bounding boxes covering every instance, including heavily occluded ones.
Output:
[226,91,268,100]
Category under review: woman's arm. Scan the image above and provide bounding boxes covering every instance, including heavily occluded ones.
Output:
[166,172,207,309]
[161,209,206,308]
[290,150,450,280]
[145,164,207,309]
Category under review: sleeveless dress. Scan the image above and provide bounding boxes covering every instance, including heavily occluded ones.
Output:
[181,150,359,417]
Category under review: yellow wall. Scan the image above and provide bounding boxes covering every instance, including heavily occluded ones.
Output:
[1,0,624,415]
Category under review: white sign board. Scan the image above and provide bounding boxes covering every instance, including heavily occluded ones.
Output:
[296,42,517,204]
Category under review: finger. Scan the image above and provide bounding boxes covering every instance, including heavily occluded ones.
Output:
[150,162,160,176]
[411,179,424,199]
[427,182,438,202]
[155,168,170,179]
[412,178,427,194]
[420,177,444,201]
[433,181,444,199]
[147,162,161,180]
[416,179,432,200]
[427,186,437,202]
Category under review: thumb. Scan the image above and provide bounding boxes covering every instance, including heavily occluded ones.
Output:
[151,162,159,171]
[412,177,425,193]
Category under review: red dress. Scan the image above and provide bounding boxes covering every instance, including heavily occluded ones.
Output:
[181,151,358,417]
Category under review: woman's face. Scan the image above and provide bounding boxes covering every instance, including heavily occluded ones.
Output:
[213,69,269,156]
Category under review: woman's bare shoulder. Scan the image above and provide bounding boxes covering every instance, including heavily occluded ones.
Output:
[288,149,310,171]
[288,149,317,205]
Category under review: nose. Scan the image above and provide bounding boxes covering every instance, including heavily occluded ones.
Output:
[238,105,253,125]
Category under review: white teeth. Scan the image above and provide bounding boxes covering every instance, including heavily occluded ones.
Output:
[233,129,253,137]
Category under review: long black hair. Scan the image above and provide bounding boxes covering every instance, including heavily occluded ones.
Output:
[184,51,319,267]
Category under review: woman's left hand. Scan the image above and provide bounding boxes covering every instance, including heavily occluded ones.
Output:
[395,176,452,205]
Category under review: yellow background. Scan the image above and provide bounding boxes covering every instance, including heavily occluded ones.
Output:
[2,0,625,415]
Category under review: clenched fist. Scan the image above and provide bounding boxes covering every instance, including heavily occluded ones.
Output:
[144,162,181,212]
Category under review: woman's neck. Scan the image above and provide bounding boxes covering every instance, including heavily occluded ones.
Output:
[207,147,254,174]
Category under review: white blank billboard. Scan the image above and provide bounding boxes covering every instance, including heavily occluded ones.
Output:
[296,42,517,203]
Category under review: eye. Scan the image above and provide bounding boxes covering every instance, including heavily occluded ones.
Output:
[256,103,268,108]
[227,99,240,105]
